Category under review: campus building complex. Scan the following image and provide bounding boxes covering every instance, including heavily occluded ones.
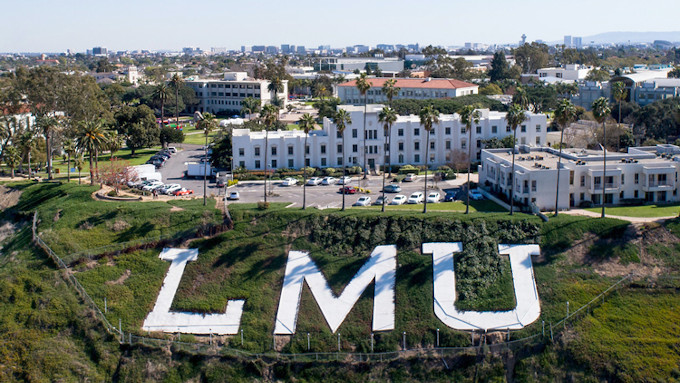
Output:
[184,72,288,115]
[479,144,680,211]
[232,105,547,171]
[337,78,479,105]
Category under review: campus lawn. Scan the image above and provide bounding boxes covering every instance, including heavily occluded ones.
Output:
[182,131,219,145]
[585,203,680,217]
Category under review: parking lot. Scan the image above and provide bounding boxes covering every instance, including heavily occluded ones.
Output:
[158,145,478,208]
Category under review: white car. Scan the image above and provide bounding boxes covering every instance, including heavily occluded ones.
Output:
[142,181,164,191]
[281,177,297,186]
[407,192,424,204]
[426,192,441,203]
[469,190,484,200]
[160,183,181,194]
[321,176,337,185]
[353,196,372,206]
[227,191,240,200]
[306,177,322,186]
[337,176,352,185]
[374,196,390,205]
[390,195,407,205]
[403,173,417,182]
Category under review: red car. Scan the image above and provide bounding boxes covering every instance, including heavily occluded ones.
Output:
[173,188,194,196]
[339,186,357,194]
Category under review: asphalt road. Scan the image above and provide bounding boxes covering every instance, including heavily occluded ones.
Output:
[158,144,478,207]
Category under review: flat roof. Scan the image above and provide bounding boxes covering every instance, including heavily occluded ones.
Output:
[338,77,477,90]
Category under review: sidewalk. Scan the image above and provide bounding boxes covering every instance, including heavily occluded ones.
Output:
[559,208,678,223]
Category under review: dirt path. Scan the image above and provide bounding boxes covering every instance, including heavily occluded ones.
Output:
[0,185,22,210]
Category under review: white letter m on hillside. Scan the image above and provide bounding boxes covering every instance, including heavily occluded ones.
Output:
[273,245,396,335]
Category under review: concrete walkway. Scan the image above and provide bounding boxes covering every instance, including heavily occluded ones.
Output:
[559,208,678,223]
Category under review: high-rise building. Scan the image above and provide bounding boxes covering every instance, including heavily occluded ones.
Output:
[92,46,107,56]
[573,37,583,49]
[564,35,572,47]
[296,46,306,54]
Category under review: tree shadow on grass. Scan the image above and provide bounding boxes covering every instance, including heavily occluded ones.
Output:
[213,242,260,268]
[115,221,155,242]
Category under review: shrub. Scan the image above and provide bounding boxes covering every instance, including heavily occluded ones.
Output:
[398,165,420,174]
[257,201,270,210]
[227,180,239,187]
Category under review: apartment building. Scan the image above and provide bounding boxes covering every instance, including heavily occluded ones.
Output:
[185,72,288,115]
[337,78,479,105]
[232,105,547,171]
[480,144,680,211]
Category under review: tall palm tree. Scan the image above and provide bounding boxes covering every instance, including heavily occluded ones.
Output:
[333,109,352,211]
[267,78,284,107]
[18,130,37,178]
[611,81,627,125]
[356,73,371,180]
[592,97,612,218]
[74,151,84,185]
[381,79,400,107]
[553,99,577,216]
[63,138,77,182]
[513,86,530,111]
[241,97,261,120]
[197,113,217,206]
[459,105,481,214]
[378,107,397,212]
[76,120,107,185]
[36,115,58,180]
[153,83,169,125]
[170,74,184,127]
[298,113,316,210]
[419,105,440,214]
[505,104,528,215]
[261,104,280,203]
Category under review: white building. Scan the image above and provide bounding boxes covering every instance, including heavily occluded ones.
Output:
[185,72,288,115]
[315,57,404,72]
[337,78,479,105]
[537,64,593,83]
[232,105,547,171]
[480,144,680,211]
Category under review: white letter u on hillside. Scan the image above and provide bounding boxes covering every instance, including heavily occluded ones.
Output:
[422,242,541,331]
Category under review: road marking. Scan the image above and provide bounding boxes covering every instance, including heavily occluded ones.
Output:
[285,203,297,208]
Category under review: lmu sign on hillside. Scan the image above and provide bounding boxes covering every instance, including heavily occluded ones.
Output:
[142,244,541,335]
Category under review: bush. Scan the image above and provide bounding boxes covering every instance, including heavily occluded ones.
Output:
[398,165,420,175]
[227,180,239,187]
[257,201,270,210]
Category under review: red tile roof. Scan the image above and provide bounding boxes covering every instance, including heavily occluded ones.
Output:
[338,78,477,89]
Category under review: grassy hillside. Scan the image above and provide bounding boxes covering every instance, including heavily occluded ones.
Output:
[0,182,678,382]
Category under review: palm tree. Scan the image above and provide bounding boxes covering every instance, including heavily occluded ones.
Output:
[298,113,316,210]
[3,146,19,178]
[356,73,371,180]
[505,104,528,215]
[197,113,217,206]
[381,79,400,107]
[63,138,77,182]
[76,120,107,185]
[267,78,284,108]
[105,130,123,159]
[378,107,397,212]
[459,105,481,214]
[611,81,627,125]
[419,105,440,214]
[74,151,84,185]
[592,97,612,218]
[553,99,577,216]
[333,109,352,211]
[513,86,530,111]
[260,104,280,203]
[241,97,261,120]
[18,130,37,178]
[36,115,59,180]
[153,83,169,125]
[170,74,184,127]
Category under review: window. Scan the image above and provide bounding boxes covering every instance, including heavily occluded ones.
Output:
[398,129,404,136]
[634,190,639,198]
[336,131,342,138]
[239,161,245,168]
[536,125,541,132]
[521,125,526,133]
[352,144,358,153]
[594,176,601,186]
[288,159,294,168]
[430,141,435,149]
[306,145,310,155]
[506,125,511,133]
[445,127,451,135]
[476,126,481,134]
[430,128,435,135]
[337,157,342,165]
[398,154,404,163]
[337,144,342,153]
[352,129,357,138]
[306,158,310,167]
[476,140,481,148]
[536,137,541,145]
[621,174,624,184]
[634,173,639,184]
[414,128,420,136]
[288,146,294,155]
[238,148,244,156]
[321,145,326,154]
[415,154,420,163]
[531,180,537,192]
[445,141,451,149]
[398,142,404,151]
[255,160,260,169]
[461,127,466,134]
[321,158,326,166]
[570,171,574,185]
[461,139,467,149]
[492,126,497,134]
[580,175,585,187]
[271,159,277,168]
[414,142,420,151]
[271,146,277,156]
[254,147,260,156]
[580,192,584,201]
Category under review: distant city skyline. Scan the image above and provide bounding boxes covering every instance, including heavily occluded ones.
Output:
[3,0,680,53]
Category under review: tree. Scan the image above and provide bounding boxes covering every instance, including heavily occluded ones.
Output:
[513,86,530,111]
[611,81,627,124]
[105,130,123,159]
[479,84,503,95]
[260,104,280,203]
[170,74,184,125]
[553,100,577,216]
[448,149,469,174]
[197,113,218,206]
[312,98,341,120]
[585,68,610,82]
[378,107,397,212]
[668,67,680,78]
[99,158,136,195]
[115,105,159,155]
[35,115,59,180]
[153,83,169,123]
[298,113,316,210]
[159,126,185,147]
[419,105,440,214]
[76,120,108,185]
[381,79,400,107]
[505,104,528,215]
[74,151,84,184]
[333,109,352,211]
[513,42,550,74]
[17,130,38,178]
[3,146,19,178]
[592,97,612,218]
[63,138,77,183]
[241,97,261,120]
[459,105,481,214]
[267,78,284,107]
[356,73,371,180]
[488,51,510,82]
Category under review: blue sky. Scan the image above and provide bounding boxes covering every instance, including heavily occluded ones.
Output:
[3,0,680,52]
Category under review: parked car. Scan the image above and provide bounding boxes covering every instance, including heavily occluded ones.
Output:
[339,186,357,194]
[469,190,484,200]
[426,192,441,203]
[374,196,390,205]
[403,173,417,182]
[216,179,225,188]
[444,190,458,202]
[142,181,164,191]
[173,188,194,196]
[281,177,298,186]
[160,183,182,195]
[407,192,424,204]
[383,184,402,193]
[167,146,177,154]
[306,177,322,186]
[353,196,372,206]
[337,176,352,185]
[390,195,407,205]
[227,191,240,200]
[321,176,337,185]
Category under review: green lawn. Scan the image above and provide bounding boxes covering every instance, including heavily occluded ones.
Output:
[585,203,680,217]
[364,200,506,213]
[183,131,219,145]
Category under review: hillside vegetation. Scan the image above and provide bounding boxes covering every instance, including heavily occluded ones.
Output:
[0,182,678,382]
